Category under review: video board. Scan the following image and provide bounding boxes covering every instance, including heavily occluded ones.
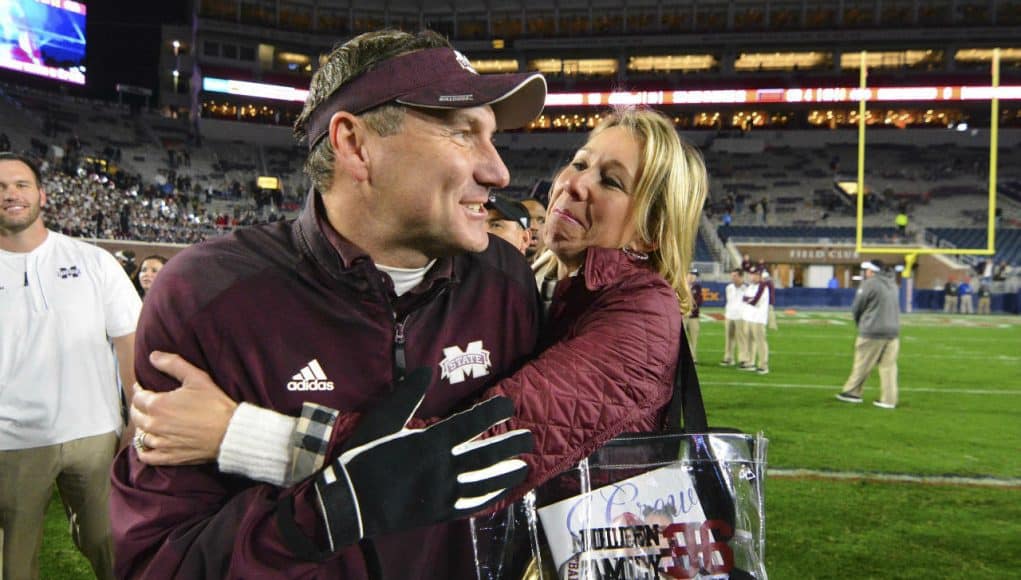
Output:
[0,0,87,85]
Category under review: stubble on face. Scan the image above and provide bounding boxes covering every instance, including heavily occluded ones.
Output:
[363,106,505,266]
[0,161,45,237]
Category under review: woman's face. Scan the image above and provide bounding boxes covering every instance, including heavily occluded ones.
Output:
[138,258,164,290]
[543,125,642,271]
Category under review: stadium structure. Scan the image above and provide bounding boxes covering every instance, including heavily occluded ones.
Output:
[1,0,1019,310]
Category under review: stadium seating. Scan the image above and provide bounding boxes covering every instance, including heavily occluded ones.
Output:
[2,81,1019,262]
[717,225,902,242]
[929,228,1021,265]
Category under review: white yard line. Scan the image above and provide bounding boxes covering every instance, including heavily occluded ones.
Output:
[758,350,1020,361]
[701,380,1019,395]
[769,468,1021,488]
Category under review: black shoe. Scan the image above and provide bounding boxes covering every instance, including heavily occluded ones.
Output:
[835,392,863,404]
[738,364,757,371]
[719,360,734,367]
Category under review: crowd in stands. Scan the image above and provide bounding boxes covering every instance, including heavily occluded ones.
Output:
[31,160,288,245]
[3,87,1019,265]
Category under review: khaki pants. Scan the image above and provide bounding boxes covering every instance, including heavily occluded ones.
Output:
[943,296,958,312]
[977,296,991,314]
[841,337,900,406]
[745,321,769,370]
[959,295,974,314]
[723,318,749,365]
[0,431,118,580]
[683,317,701,362]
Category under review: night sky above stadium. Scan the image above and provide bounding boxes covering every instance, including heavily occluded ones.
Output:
[86,0,189,99]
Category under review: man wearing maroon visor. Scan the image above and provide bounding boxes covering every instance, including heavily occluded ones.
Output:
[110,30,547,578]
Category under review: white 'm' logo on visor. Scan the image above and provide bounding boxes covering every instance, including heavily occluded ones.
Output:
[453,50,478,75]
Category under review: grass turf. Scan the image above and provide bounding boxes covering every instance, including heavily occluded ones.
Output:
[38,310,1020,578]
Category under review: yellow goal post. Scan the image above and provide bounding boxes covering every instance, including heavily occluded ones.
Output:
[853,49,1000,262]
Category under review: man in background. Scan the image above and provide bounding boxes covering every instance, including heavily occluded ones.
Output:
[720,268,748,367]
[485,195,531,255]
[0,152,140,579]
[740,265,770,374]
[836,259,900,409]
[943,277,958,313]
[520,197,546,261]
[976,283,992,314]
[958,277,974,314]
[683,267,703,363]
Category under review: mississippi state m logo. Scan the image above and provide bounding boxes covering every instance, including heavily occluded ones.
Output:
[439,340,491,384]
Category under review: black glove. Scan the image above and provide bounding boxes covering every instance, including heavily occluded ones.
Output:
[305,368,532,552]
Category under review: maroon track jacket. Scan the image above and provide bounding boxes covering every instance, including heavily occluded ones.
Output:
[111,196,680,578]
[110,192,541,579]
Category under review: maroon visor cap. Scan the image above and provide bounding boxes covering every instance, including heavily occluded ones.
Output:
[307,47,547,150]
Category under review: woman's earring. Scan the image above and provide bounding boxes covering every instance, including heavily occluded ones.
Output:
[621,246,649,261]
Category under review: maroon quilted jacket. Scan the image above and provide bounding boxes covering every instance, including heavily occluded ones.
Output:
[485,246,682,501]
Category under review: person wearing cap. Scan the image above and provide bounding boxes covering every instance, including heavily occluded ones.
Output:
[740,265,770,374]
[683,267,703,363]
[485,195,531,255]
[115,248,137,277]
[836,259,901,409]
[110,30,545,579]
[118,106,709,577]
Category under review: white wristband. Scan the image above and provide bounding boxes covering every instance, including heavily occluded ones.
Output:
[218,402,298,486]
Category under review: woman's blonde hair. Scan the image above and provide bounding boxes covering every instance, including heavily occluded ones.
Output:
[589,108,708,314]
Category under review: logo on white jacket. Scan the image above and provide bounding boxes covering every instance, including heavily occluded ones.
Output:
[439,340,491,384]
[287,359,334,391]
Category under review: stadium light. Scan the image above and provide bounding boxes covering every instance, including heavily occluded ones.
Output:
[200,76,1021,106]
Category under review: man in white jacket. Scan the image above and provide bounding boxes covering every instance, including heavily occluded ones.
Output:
[721,268,748,367]
[740,265,770,374]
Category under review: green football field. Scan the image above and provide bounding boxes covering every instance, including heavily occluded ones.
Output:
[39,309,1021,578]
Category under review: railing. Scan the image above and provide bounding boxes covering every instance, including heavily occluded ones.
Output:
[699,214,730,270]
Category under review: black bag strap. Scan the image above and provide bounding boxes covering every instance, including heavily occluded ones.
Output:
[664,323,709,433]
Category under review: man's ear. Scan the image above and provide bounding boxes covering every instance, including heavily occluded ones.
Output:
[520,227,532,254]
[329,111,370,182]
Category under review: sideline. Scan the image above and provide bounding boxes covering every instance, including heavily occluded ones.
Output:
[700,380,1019,396]
[770,467,1021,488]
[761,349,1020,361]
